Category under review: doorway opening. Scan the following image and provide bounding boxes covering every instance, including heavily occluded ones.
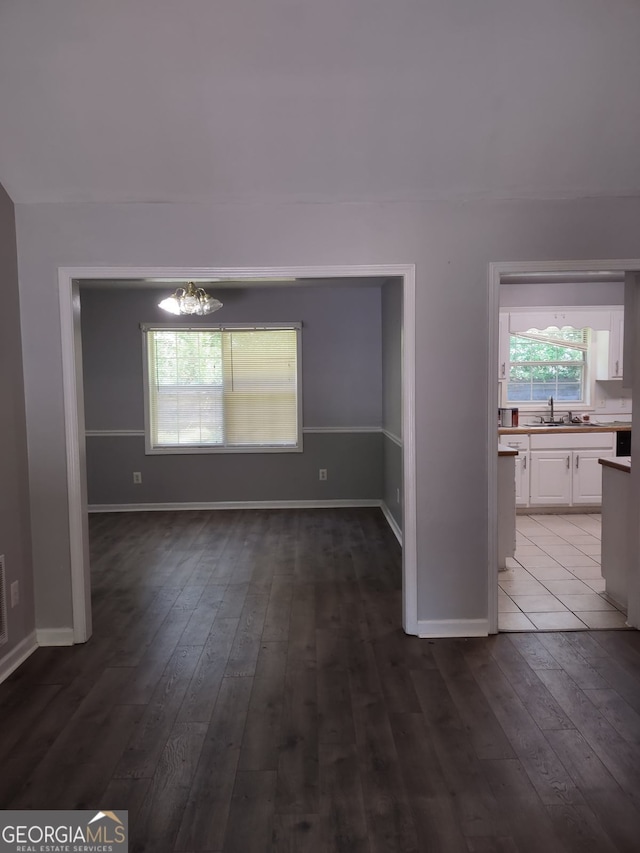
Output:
[59,264,417,643]
[488,260,640,634]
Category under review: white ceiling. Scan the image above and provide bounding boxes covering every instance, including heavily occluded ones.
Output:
[1,0,640,205]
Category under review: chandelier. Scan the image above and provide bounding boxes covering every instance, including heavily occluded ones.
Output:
[158,282,223,316]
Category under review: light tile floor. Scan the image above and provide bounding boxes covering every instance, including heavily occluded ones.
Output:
[499,513,629,632]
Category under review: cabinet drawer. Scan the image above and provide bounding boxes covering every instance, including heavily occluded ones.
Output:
[530,432,614,451]
[502,436,530,451]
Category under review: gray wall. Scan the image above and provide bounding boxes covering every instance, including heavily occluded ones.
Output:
[383,438,402,531]
[80,284,383,505]
[0,183,34,657]
[14,196,640,631]
[86,433,382,505]
[381,279,403,529]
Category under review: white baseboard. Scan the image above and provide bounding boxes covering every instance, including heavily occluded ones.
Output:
[416,619,489,638]
[89,499,383,513]
[516,505,601,514]
[36,628,75,646]
[89,499,404,550]
[380,503,402,545]
[0,631,38,684]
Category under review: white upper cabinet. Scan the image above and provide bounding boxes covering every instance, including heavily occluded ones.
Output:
[610,309,624,379]
[595,309,624,380]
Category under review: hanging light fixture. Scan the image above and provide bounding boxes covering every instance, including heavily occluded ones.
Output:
[158,282,223,316]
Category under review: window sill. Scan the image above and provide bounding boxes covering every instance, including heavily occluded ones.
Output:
[145,444,303,455]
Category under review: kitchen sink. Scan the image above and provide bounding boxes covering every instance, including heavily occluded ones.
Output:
[528,421,596,427]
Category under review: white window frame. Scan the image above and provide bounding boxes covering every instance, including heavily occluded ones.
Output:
[505,327,590,408]
[499,307,623,413]
[141,322,303,454]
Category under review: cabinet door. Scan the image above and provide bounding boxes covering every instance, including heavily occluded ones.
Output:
[572,450,610,505]
[514,453,529,506]
[530,451,571,505]
[609,310,624,378]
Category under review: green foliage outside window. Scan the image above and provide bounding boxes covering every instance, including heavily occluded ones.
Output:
[507,326,587,404]
[153,330,223,386]
[146,327,300,450]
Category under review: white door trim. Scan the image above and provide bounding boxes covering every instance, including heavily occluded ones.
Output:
[488,258,640,634]
[58,263,418,640]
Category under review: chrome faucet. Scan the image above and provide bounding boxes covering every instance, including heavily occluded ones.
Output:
[549,396,554,423]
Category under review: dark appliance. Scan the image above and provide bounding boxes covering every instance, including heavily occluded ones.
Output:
[616,429,631,457]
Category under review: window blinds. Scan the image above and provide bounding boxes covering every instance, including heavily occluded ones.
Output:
[144,326,301,452]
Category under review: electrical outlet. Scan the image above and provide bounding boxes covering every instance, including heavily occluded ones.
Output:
[10,580,19,608]
[319,468,327,481]
[620,397,628,409]
[597,398,606,408]
[133,471,142,484]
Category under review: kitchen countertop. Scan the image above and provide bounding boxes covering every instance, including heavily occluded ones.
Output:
[500,423,631,435]
[599,457,631,473]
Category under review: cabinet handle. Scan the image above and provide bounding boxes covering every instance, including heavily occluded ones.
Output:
[501,362,506,378]
[615,360,619,376]
[523,455,527,470]
[566,455,570,469]
[575,454,579,469]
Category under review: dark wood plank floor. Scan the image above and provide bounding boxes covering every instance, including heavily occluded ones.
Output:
[2,508,640,852]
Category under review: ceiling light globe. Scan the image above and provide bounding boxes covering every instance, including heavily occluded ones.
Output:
[158,296,181,314]
[183,296,199,313]
[158,283,223,316]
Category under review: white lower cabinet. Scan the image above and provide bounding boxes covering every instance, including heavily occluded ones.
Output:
[502,436,530,506]
[505,430,616,508]
[514,453,529,506]
[529,451,571,506]
[572,450,610,504]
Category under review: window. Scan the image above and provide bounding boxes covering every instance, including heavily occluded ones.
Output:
[507,326,588,404]
[142,324,302,453]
